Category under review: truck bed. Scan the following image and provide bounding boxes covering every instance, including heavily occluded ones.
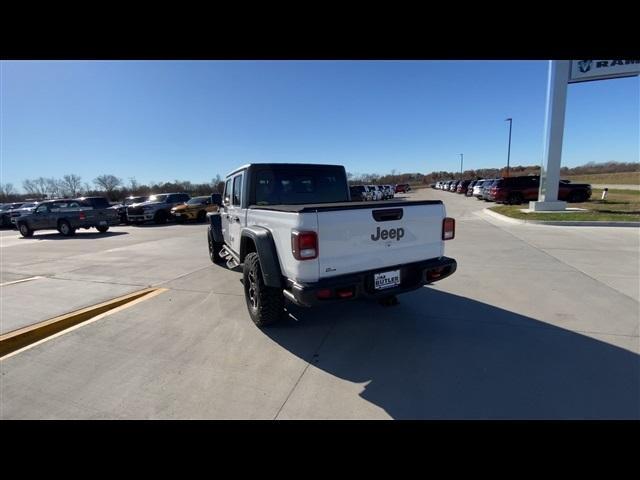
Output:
[249,199,442,213]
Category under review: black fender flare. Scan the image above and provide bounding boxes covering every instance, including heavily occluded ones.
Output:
[240,226,283,288]
[207,212,224,244]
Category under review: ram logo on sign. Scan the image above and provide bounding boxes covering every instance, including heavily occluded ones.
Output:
[569,60,640,83]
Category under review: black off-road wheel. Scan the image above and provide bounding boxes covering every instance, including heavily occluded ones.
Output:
[96,225,109,233]
[58,220,76,236]
[207,231,223,264]
[18,222,33,238]
[243,252,284,327]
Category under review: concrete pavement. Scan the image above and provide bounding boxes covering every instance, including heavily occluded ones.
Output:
[1,192,638,419]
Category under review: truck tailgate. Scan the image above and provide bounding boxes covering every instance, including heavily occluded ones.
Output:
[316,201,445,279]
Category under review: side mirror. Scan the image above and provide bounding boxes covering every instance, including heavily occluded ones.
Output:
[211,195,223,207]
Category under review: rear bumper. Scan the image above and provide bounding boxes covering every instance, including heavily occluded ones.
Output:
[285,256,457,307]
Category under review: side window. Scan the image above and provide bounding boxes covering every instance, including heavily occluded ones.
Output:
[36,204,49,213]
[181,194,190,202]
[224,179,232,205]
[232,174,243,206]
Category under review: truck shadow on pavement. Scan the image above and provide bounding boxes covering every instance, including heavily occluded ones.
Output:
[22,231,129,240]
[264,288,640,419]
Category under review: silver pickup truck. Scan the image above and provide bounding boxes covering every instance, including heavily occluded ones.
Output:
[16,198,119,237]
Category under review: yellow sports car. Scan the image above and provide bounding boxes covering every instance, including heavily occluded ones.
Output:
[171,196,219,222]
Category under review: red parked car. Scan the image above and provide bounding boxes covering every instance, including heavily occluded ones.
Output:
[395,183,411,193]
[488,176,592,204]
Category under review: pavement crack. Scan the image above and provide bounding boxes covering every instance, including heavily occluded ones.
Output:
[273,318,339,420]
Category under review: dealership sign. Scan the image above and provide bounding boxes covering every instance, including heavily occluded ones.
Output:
[569,60,640,83]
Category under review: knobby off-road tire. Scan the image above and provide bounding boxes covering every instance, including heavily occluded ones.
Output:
[96,225,109,233]
[243,252,284,327]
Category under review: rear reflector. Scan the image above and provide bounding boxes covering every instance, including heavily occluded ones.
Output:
[335,287,354,299]
[427,267,447,282]
[291,230,318,260]
[442,217,455,240]
[316,289,332,300]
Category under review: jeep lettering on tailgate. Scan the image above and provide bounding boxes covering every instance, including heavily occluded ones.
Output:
[371,227,404,241]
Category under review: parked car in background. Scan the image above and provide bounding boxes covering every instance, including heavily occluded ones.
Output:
[171,195,220,222]
[395,183,411,193]
[9,202,40,226]
[383,185,395,199]
[456,180,471,194]
[127,193,191,224]
[76,196,112,210]
[1,203,25,227]
[111,195,149,224]
[481,179,498,201]
[466,180,477,196]
[369,185,383,201]
[473,180,487,199]
[16,198,120,237]
[449,181,460,192]
[488,176,592,204]
[362,185,375,201]
[349,185,368,201]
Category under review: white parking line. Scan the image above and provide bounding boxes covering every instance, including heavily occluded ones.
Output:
[0,276,44,287]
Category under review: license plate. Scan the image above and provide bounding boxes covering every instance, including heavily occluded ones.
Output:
[99,221,107,226]
[374,270,401,290]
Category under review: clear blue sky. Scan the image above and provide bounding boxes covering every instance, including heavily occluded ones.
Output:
[1,60,638,190]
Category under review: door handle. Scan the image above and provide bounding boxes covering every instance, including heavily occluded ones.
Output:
[233,217,240,223]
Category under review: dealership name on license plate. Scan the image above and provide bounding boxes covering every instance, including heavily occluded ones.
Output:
[374,270,401,290]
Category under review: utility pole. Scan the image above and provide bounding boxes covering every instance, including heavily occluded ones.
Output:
[505,118,512,177]
[459,153,464,179]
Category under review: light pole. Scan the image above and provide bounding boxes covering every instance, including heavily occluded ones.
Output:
[505,117,512,177]
[459,153,463,180]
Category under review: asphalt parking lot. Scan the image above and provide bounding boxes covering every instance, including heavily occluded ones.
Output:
[1,190,638,419]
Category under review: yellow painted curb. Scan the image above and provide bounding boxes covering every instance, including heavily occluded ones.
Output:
[0,287,166,358]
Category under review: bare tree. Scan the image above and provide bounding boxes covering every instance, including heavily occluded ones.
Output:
[128,177,139,193]
[93,174,122,199]
[60,174,82,197]
[0,183,16,201]
[45,177,62,198]
[22,178,48,198]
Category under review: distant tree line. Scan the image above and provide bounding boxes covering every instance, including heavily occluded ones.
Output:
[0,174,226,203]
[348,161,639,187]
[2,161,637,203]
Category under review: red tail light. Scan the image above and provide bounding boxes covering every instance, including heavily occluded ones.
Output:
[316,288,332,299]
[291,230,318,260]
[336,287,354,298]
[442,217,455,240]
[79,211,86,220]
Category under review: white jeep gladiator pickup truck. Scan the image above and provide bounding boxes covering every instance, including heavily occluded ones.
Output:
[207,163,456,327]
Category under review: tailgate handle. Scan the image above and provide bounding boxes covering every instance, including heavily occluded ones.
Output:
[372,208,403,222]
